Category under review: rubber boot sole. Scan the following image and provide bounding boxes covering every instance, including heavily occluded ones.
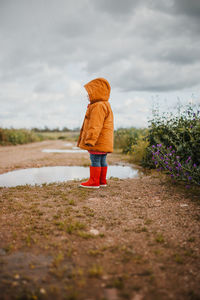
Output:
[79,184,100,189]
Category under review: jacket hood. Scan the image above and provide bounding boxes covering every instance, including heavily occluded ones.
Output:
[84,77,111,103]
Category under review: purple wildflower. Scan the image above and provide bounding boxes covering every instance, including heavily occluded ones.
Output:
[193,163,197,168]
[186,156,191,163]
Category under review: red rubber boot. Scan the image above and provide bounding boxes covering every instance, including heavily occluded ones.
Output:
[100,166,108,187]
[80,166,101,188]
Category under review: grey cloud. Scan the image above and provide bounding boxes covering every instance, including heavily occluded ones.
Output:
[169,0,200,18]
[0,0,200,129]
[91,0,140,16]
[147,0,200,17]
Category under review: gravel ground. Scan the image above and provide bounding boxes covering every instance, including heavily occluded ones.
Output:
[0,140,199,300]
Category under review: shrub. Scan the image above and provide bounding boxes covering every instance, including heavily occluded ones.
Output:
[130,139,149,164]
[114,127,148,152]
[143,104,200,186]
[0,128,44,145]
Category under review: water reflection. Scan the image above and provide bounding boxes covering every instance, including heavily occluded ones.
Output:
[42,149,87,153]
[0,165,141,187]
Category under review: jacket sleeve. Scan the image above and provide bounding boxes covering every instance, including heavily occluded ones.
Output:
[85,103,107,146]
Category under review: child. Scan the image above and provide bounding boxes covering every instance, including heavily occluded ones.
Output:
[77,77,114,188]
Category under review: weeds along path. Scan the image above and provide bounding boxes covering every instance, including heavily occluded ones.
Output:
[0,140,200,300]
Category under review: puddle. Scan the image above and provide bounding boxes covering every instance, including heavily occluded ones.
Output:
[0,165,142,187]
[42,149,87,153]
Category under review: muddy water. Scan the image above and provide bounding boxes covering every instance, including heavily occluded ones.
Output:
[0,165,142,187]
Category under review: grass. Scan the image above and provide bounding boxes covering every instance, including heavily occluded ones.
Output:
[68,199,76,206]
[0,128,44,145]
[37,131,79,142]
[0,128,79,146]
[108,277,125,289]
[88,264,103,278]
[77,231,95,239]
[87,249,104,257]
[66,221,86,234]
[174,253,184,264]
[155,233,165,243]
[144,219,153,225]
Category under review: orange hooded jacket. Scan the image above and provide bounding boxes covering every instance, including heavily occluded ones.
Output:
[77,78,114,153]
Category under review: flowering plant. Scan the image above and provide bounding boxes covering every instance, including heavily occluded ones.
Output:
[151,144,200,186]
[142,104,200,186]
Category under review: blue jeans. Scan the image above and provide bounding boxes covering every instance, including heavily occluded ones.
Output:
[90,154,107,167]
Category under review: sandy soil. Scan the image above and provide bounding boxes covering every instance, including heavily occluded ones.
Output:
[0,140,199,300]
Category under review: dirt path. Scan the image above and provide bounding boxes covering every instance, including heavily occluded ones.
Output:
[0,140,200,300]
[0,140,127,174]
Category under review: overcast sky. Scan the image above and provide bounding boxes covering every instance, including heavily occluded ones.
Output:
[0,0,200,130]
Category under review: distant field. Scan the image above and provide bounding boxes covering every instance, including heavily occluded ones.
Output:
[38,131,79,141]
[0,128,79,146]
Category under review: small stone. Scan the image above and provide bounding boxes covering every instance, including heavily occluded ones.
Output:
[180,204,189,207]
[40,288,46,294]
[88,197,100,202]
[89,229,99,235]
[14,274,20,279]
[29,264,35,269]
[12,281,19,287]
